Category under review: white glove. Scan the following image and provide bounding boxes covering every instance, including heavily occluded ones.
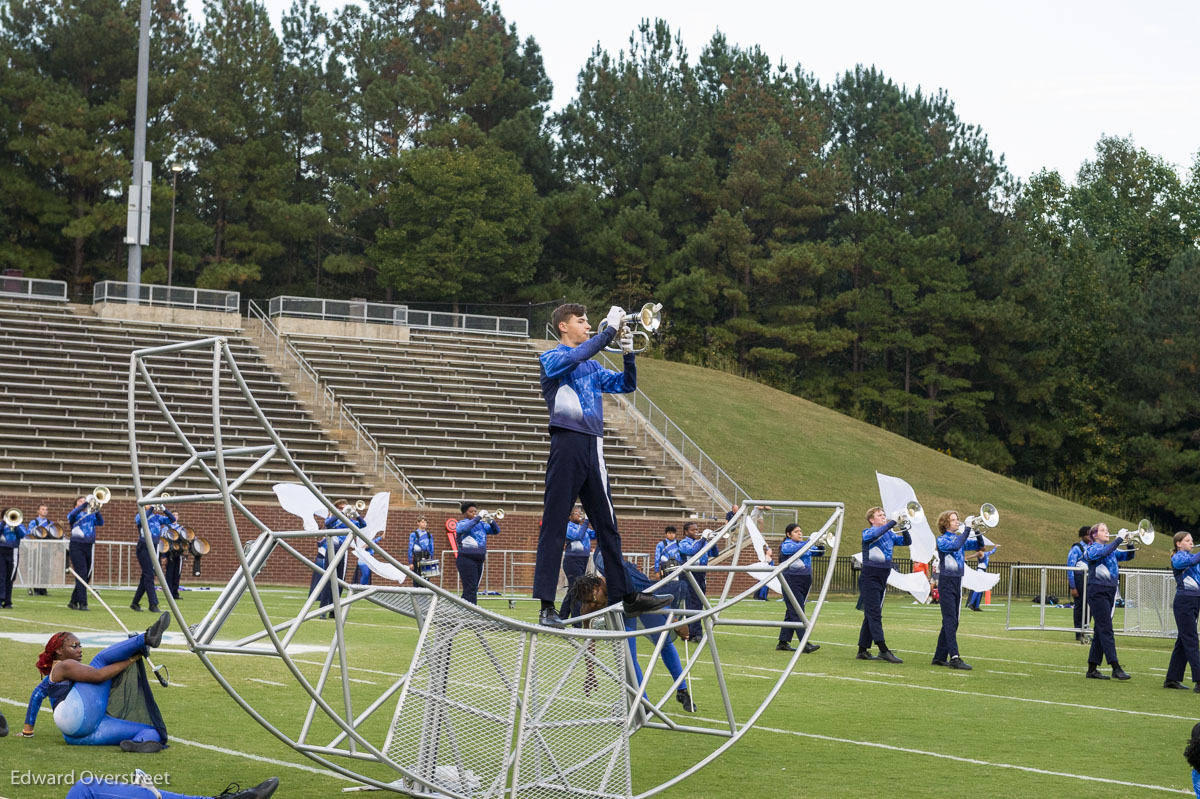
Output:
[619,330,635,353]
[604,305,625,333]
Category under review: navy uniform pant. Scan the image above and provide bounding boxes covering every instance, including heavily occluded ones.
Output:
[0,545,17,606]
[69,541,93,607]
[935,575,963,659]
[558,553,589,620]
[779,571,812,644]
[165,555,182,598]
[857,566,889,650]
[1167,594,1200,683]
[686,572,708,641]
[131,541,159,609]
[1086,584,1120,667]
[534,430,629,604]
[1072,580,1086,631]
[456,551,486,604]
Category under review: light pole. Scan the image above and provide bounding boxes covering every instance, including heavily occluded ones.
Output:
[167,163,183,287]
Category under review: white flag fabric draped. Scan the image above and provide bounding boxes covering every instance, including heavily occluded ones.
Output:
[875,472,935,563]
[851,552,932,604]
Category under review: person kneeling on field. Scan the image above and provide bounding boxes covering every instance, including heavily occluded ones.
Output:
[24,613,171,751]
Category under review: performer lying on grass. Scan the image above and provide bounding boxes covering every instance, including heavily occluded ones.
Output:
[568,550,696,713]
[64,773,279,799]
[23,613,171,751]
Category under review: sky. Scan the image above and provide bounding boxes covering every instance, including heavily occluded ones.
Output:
[185,0,1200,183]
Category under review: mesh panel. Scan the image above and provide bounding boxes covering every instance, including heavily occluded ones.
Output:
[514,632,631,799]
[1120,569,1176,638]
[385,603,524,798]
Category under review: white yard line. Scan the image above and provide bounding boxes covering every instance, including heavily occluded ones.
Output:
[246,677,287,687]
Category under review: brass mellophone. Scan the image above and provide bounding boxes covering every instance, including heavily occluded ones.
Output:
[348,499,368,518]
[477,508,506,524]
[594,302,664,354]
[3,507,21,527]
[85,486,111,513]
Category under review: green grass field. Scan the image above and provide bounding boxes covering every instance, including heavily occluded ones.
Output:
[2,584,1195,799]
[627,356,1167,567]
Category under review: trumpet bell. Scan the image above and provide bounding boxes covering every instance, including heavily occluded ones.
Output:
[905,500,924,522]
[979,503,999,528]
[93,487,111,505]
[637,302,663,333]
[1129,518,1155,546]
[493,509,505,521]
[3,508,21,527]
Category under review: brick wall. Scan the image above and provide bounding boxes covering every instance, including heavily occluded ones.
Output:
[2,493,721,591]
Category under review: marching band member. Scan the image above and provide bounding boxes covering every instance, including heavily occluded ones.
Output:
[26,613,170,749]
[1066,526,1092,640]
[316,501,363,611]
[857,506,910,663]
[64,774,279,799]
[1165,532,1200,691]
[931,510,981,670]
[407,515,435,570]
[653,526,677,576]
[534,302,670,628]
[358,528,386,586]
[66,496,104,611]
[776,525,822,653]
[1186,721,1200,798]
[27,504,55,595]
[0,507,28,608]
[131,504,174,612]
[455,501,498,605]
[1084,522,1134,680]
[677,521,712,642]
[965,542,996,611]
[558,507,595,622]
[163,516,188,600]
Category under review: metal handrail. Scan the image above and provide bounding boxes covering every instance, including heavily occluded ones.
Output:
[542,322,746,515]
[248,301,426,507]
[0,275,68,302]
[95,281,238,311]
[269,294,529,337]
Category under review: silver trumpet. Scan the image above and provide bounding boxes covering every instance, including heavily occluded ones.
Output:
[348,499,368,519]
[891,501,924,533]
[477,508,506,524]
[3,507,22,527]
[595,302,663,354]
[1118,518,1154,549]
[965,503,1000,545]
[85,486,111,513]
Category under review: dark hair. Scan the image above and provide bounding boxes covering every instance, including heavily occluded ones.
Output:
[785,523,801,535]
[682,521,698,533]
[1078,526,1090,538]
[1186,735,1200,772]
[664,525,677,534]
[551,303,587,336]
[460,501,476,514]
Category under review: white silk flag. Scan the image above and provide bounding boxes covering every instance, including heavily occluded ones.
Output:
[962,564,1000,593]
[352,537,408,584]
[875,472,936,563]
[273,483,325,531]
[744,513,769,562]
[852,552,932,604]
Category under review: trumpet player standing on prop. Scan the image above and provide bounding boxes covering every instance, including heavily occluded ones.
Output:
[1084,522,1134,681]
[0,508,28,609]
[931,510,981,670]
[131,504,174,613]
[67,496,104,611]
[1165,532,1200,691]
[456,501,499,605]
[534,303,670,628]
[857,507,910,663]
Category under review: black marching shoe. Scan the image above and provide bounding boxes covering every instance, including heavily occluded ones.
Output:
[216,778,280,799]
[1164,680,1189,690]
[622,592,672,617]
[776,641,796,652]
[1194,683,1200,694]
[1085,668,1110,680]
[949,657,972,671]
[538,608,565,629]
[878,649,903,664]
[120,739,163,753]
[930,658,948,667]
[130,602,142,612]
[856,649,878,661]
[1111,667,1131,681]
[803,642,820,654]
[676,689,696,712]
[67,601,78,610]
[145,611,171,649]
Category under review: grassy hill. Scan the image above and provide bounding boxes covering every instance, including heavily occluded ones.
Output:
[628,356,1168,567]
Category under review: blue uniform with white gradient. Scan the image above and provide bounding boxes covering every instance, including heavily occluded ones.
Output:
[131,510,174,611]
[455,516,499,604]
[534,323,636,605]
[66,505,104,609]
[678,534,716,640]
[858,521,911,652]
[933,526,980,660]
[1065,540,1088,628]
[778,537,824,645]
[408,528,436,565]
[0,519,27,607]
[1084,538,1134,669]
[1167,550,1200,685]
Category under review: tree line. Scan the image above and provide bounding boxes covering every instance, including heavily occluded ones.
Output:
[2,0,1199,526]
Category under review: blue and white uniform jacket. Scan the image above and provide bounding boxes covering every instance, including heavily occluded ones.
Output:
[67,505,103,544]
[780,537,824,575]
[1066,541,1087,590]
[656,540,682,573]
[653,538,676,574]
[539,326,635,436]
[861,521,910,571]
[1084,539,1134,588]
[457,517,499,553]
[133,510,176,547]
[408,529,436,563]
[0,521,27,548]
[565,520,595,557]
[1171,551,1200,597]
[936,527,981,578]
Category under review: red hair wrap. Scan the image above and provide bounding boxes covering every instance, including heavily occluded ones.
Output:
[37,632,72,676]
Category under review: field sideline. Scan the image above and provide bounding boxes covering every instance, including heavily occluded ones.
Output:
[0,585,1196,799]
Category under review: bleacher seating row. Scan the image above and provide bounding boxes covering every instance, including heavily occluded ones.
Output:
[284,330,691,515]
[0,299,368,501]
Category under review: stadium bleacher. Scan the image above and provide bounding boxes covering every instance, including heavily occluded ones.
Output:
[0,299,368,500]
[282,329,692,515]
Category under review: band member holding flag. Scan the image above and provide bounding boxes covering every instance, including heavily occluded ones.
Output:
[857,507,909,663]
[1084,522,1134,681]
[932,510,981,670]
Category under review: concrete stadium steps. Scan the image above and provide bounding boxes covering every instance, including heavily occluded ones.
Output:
[282,330,692,515]
[0,300,368,500]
